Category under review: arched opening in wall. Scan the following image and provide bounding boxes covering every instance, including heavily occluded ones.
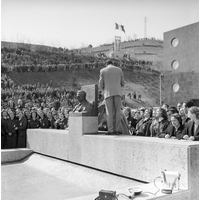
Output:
[171,38,179,47]
[171,60,179,69]
[172,83,180,92]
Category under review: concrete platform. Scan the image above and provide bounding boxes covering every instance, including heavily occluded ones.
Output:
[1,153,141,200]
[2,114,199,200]
[27,127,199,200]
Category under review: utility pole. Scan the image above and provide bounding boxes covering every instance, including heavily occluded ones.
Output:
[144,17,147,38]
[159,72,163,106]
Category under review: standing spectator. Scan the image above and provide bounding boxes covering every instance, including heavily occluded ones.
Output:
[151,107,169,138]
[28,111,40,128]
[51,112,59,129]
[165,113,185,140]
[177,101,183,112]
[16,99,24,109]
[46,111,54,128]
[162,103,169,112]
[136,108,153,136]
[182,99,195,115]
[123,107,136,133]
[99,60,125,135]
[166,107,178,122]
[8,99,15,111]
[5,111,18,149]
[183,106,199,141]
[16,109,28,148]
[24,109,31,124]
[38,110,49,128]
[54,113,68,129]
[133,91,137,99]
[179,107,189,126]
[1,110,8,149]
[134,110,142,125]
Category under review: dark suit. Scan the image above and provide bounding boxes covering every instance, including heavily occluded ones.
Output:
[17,117,28,148]
[39,117,50,128]
[6,118,19,149]
[1,118,8,149]
[99,64,125,133]
[182,120,199,141]
[136,117,152,136]
[28,118,40,128]
[165,123,185,140]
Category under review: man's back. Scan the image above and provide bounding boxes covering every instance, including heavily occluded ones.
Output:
[99,64,125,99]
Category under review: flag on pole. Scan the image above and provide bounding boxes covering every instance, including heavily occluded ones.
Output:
[121,25,126,33]
[115,23,119,30]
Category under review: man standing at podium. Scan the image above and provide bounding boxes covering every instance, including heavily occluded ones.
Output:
[99,60,125,135]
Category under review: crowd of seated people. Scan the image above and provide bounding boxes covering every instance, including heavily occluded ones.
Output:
[1,47,158,74]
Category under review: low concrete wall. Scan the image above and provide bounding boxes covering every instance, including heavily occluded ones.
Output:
[27,129,69,161]
[1,148,33,163]
[26,114,199,200]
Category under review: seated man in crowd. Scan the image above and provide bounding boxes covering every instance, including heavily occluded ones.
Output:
[72,90,94,114]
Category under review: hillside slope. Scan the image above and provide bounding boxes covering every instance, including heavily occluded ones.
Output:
[8,68,162,108]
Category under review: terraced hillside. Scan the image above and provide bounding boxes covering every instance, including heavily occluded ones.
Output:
[8,68,163,108]
[2,39,164,108]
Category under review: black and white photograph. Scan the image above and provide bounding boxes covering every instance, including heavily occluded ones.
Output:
[1,0,199,199]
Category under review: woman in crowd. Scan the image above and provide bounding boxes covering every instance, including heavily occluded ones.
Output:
[179,107,189,126]
[38,110,49,128]
[5,111,18,148]
[136,108,153,136]
[165,113,185,139]
[183,106,199,141]
[51,112,59,129]
[46,111,54,128]
[54,113,68,129]
[151,107,169,138]
[16,109,28,148]
[8,99,15,111]
[24,109,31,124]
[1,110,8,149]
[166,107,178,122]
[177,101,183,112]
[134,108,145,135]
[134,110,142,125]
[28,110,40,128]
[123,107,136,134]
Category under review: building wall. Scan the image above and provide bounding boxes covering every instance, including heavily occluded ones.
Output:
[163,22,199,105]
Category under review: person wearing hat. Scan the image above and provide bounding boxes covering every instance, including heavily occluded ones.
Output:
[99,59,125,135]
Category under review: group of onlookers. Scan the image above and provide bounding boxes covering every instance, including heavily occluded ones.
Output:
[1,98,71,149]
[1,93,199,150]
[1,46,159,76]
[98,99,199,141]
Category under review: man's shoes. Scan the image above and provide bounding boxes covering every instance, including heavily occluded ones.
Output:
[115,131,122,135]
[105,131,122,135]
[105,132,114,135]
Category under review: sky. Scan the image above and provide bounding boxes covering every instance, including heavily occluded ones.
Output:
[1,0,199,49]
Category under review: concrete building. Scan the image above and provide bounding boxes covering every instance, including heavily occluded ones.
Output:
[163,22,199,105]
